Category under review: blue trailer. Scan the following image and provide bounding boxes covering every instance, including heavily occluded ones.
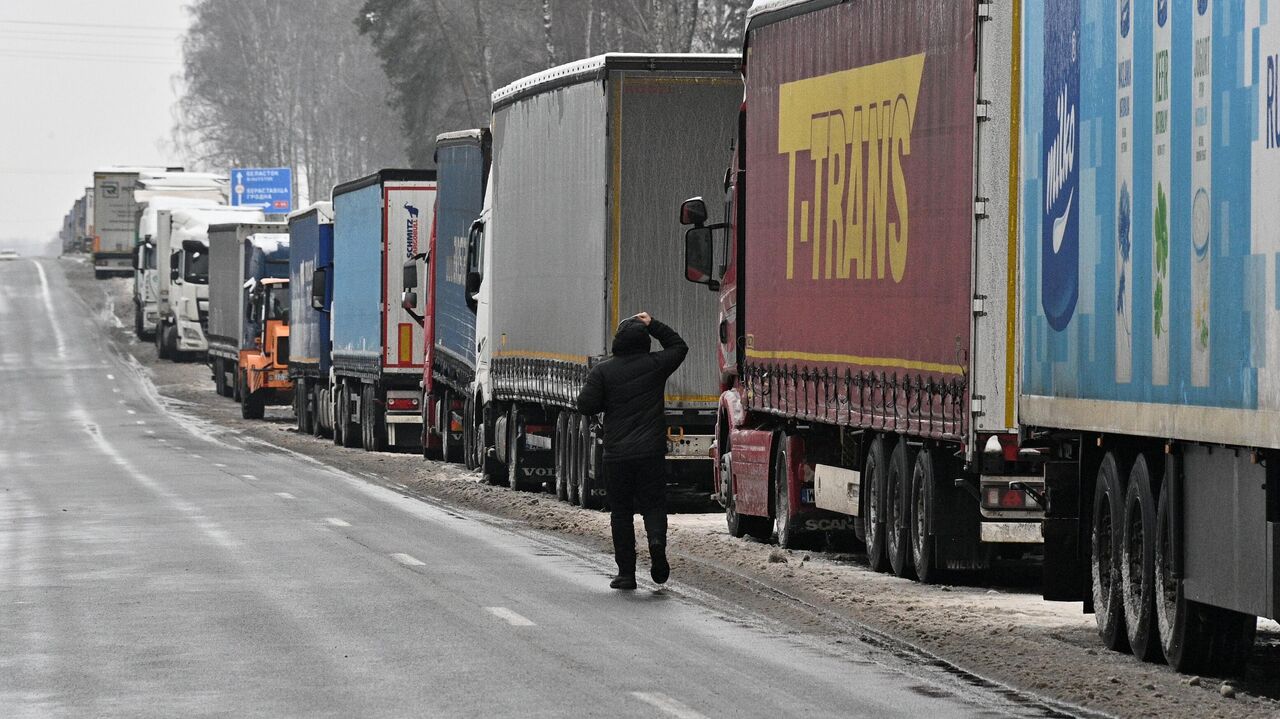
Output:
[403,130,489,463]
[1014,0,1279,674]
[330,170,438,452]
[288,202,334,437]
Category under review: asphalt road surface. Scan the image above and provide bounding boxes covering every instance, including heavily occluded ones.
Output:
[0,259,1081,718]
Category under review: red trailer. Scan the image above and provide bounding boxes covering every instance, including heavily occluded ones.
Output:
[680,0,1036,581]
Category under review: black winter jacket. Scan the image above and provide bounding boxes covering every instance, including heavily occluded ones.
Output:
[576,318,688,462]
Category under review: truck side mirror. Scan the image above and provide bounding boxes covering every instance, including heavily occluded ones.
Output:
[402,291,419,310]
[685,227,719,291]
[310,268,327,311]
[680,197,708,226]
[402,260,418,293]
[465,220,484,311]
[133,244,145,271]
[465,271,481,300]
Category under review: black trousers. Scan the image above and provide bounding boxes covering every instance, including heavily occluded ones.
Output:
[604,456,668,574]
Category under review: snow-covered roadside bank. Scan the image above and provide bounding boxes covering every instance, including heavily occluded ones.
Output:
[67,258,1280,718]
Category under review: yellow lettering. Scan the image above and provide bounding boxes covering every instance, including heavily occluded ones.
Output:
[826,111,846,280]
[843,107,864,280]
[865,102,890,280]
[889,95,912,283]
[776,53,925,285]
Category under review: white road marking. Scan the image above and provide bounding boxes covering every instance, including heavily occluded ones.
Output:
[391,553,425,566]
[484,607,536,627]
[136,421,145,425]
[112,388,120,394]
[106,374,115,381]
[126,409,136,415]
[190,454,202,459]
[214,463,227,468]
[242,474,257,480]
[274,492,296,499]
[32,261,68,358]
[324,518,351,527]
[630,693,709,719]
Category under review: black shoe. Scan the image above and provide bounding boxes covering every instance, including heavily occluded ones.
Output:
[610,574,637,590]
[650,546,669,585]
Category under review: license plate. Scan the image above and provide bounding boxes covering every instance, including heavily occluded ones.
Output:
[799,488,814,504]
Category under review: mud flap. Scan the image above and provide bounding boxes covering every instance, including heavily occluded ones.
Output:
[1042,460,1085,602]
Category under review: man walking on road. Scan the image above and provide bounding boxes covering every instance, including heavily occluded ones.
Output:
[577,312,687,590]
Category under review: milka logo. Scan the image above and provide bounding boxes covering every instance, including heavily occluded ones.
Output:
[1120,0,1130,37]
[404,203,419,259]
[777,54,926,283]
[1157,0,1168,26]
[1045,86,1076,253]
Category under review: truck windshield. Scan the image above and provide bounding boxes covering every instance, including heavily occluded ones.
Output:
[184,249,209,284]
[267,285,290,322]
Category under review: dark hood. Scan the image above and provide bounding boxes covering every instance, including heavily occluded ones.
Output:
[611,319,650,355]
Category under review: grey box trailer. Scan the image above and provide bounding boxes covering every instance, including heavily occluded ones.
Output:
[206,222,287,398]
[469,53,743,503]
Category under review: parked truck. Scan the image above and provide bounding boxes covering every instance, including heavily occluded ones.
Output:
[1003,0,1279,675]
[400,130,490,463]
[154,206,266,359]
[330,170,437,452]
[92,167,166,279]
[463,54,741,504]
[238,272,293,419]
[288,202,335,436]
[679,1,1037,575]
[206,222,288,404]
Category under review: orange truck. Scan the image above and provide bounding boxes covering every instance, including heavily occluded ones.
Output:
[239,277,293,419]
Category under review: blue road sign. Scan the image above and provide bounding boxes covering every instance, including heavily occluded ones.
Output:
[231,167,293,213]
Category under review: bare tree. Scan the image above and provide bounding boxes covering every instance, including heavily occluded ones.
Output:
[176,0,406,199]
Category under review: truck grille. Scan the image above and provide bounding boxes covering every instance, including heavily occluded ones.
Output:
[276,337,289,366]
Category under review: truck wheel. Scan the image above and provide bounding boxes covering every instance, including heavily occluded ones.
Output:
[910,447,939,584]
[1092,452,1130,653]
[554,414,570,501]
[480,404,503,484]
[463,396,480,470]
[566,414,581,505]
[864,436,889,572]
[339,383,361,449]
[507,406,529,491]
[1122,454,1162,662]
[441,390,463,464]
[213,358,226,396]
[773,436,802,549]
[886,439,916,579]
[421,392,441,460]
[241,373,265,420]
[155,323,170,360]
[313,386,327,438]
[296,382,312,435]
[578,415,605,510]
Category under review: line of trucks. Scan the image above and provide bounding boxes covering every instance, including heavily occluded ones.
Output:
[57,0,1280,677]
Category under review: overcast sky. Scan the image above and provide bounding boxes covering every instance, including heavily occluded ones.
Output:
[0,2,191,255]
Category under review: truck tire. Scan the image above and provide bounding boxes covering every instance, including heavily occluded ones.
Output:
[314,386,329,438]
[864,436,889,572]
[554,413,570,501]
[566,414,581,505]
[773,435,803,549]
[507,406,530,491]
[480,404,504,484]
[885,439,916,579]
[441,390,463,464]
[296,382,312,435]
[213,358,226,397]
[241,373,265,420]
[421,392,441,460]
[1092,452,1130,653]
[338,382,361,449]
[578,415,605,510]
[463,396,480,470]
[910,447,939,584]
[1122,453,1162,662]
[361,384,386,452]
[155,322,170,360]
